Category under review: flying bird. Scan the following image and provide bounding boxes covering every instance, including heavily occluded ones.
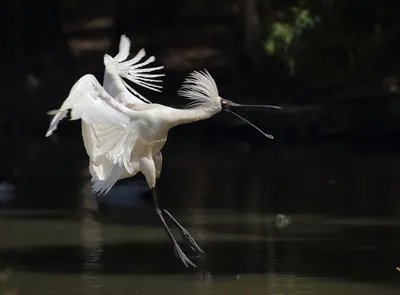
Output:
[45,35,281,267]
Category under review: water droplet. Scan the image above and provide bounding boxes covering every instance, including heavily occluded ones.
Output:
[275,214,291,228]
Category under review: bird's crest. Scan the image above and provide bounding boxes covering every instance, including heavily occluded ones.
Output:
[178,70,220,109]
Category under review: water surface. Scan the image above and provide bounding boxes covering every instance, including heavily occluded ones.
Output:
[1,137,400,294]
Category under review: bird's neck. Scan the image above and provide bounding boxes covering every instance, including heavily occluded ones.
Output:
[167,106,221,128]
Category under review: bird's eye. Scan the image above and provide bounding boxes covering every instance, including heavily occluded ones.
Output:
[221,100,229,109]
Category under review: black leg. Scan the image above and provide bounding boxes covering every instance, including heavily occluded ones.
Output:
[163,209,204,254]
[151,188,196,268]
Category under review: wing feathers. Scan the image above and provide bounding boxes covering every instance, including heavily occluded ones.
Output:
[104,35,165,105]
[90,123,139,196]
[46,34,167,196]
[45,74,134,137]
[113,34,131,62]
[45,110,69,137]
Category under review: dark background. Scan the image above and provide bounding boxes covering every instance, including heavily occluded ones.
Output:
[0,2,400,292]
[1,0,400,210]
[4,0,400,132]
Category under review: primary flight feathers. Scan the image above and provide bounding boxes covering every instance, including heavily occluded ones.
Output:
[45,35,166,137]
[46,35,224,138]
[103,34,164,103]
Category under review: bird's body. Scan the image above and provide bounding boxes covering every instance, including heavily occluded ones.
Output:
[81,79,221,194]
[48,36,222,195]
[46,35,280,267]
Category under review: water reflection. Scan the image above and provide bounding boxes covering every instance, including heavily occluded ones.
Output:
[0,211,399,294]
[81,209,104,292]
[0,181,15,210]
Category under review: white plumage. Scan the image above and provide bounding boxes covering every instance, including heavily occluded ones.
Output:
[45,35,278,267]
[46,35,223,196]
[178,70,220,109]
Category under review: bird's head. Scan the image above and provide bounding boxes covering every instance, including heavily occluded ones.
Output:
[179,70,282,139]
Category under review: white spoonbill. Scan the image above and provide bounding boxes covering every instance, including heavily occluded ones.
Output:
[45,35,281,267]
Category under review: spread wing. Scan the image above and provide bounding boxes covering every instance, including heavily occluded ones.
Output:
[103,34,164,105]
[45,74,142,194]
[46,35,165,195]
[45,74,137,137]
[85,121,142,195]
[88,35,166,194]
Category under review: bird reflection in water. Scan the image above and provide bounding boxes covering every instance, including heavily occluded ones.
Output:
[81,189,104,292]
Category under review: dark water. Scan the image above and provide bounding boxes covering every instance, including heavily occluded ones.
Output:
[1,134,400,294]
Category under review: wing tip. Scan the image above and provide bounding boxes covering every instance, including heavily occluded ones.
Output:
[137,48,146,55]
[46,109,59,116]
[92,179,113,196]
[120,34,130,43]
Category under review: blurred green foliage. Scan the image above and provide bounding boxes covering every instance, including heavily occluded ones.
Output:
[264,5,320,75]
[263,0,400,91]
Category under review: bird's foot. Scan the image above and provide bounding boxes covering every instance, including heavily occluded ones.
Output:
[180,228,204,254]
[163,209,204,254]
[151,189,200,267]
[173,243,197,268]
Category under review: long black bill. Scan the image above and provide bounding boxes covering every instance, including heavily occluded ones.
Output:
[227,108,274,139]
[228,102,282,109]
[221,99,280,139]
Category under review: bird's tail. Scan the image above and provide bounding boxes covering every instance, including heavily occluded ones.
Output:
[104,34,165,103]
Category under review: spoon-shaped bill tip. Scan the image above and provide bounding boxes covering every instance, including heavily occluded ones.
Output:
[228,109,274,139]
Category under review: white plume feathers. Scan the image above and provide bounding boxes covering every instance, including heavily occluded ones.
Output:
[178,70,220,109]
[111,35,165,103]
